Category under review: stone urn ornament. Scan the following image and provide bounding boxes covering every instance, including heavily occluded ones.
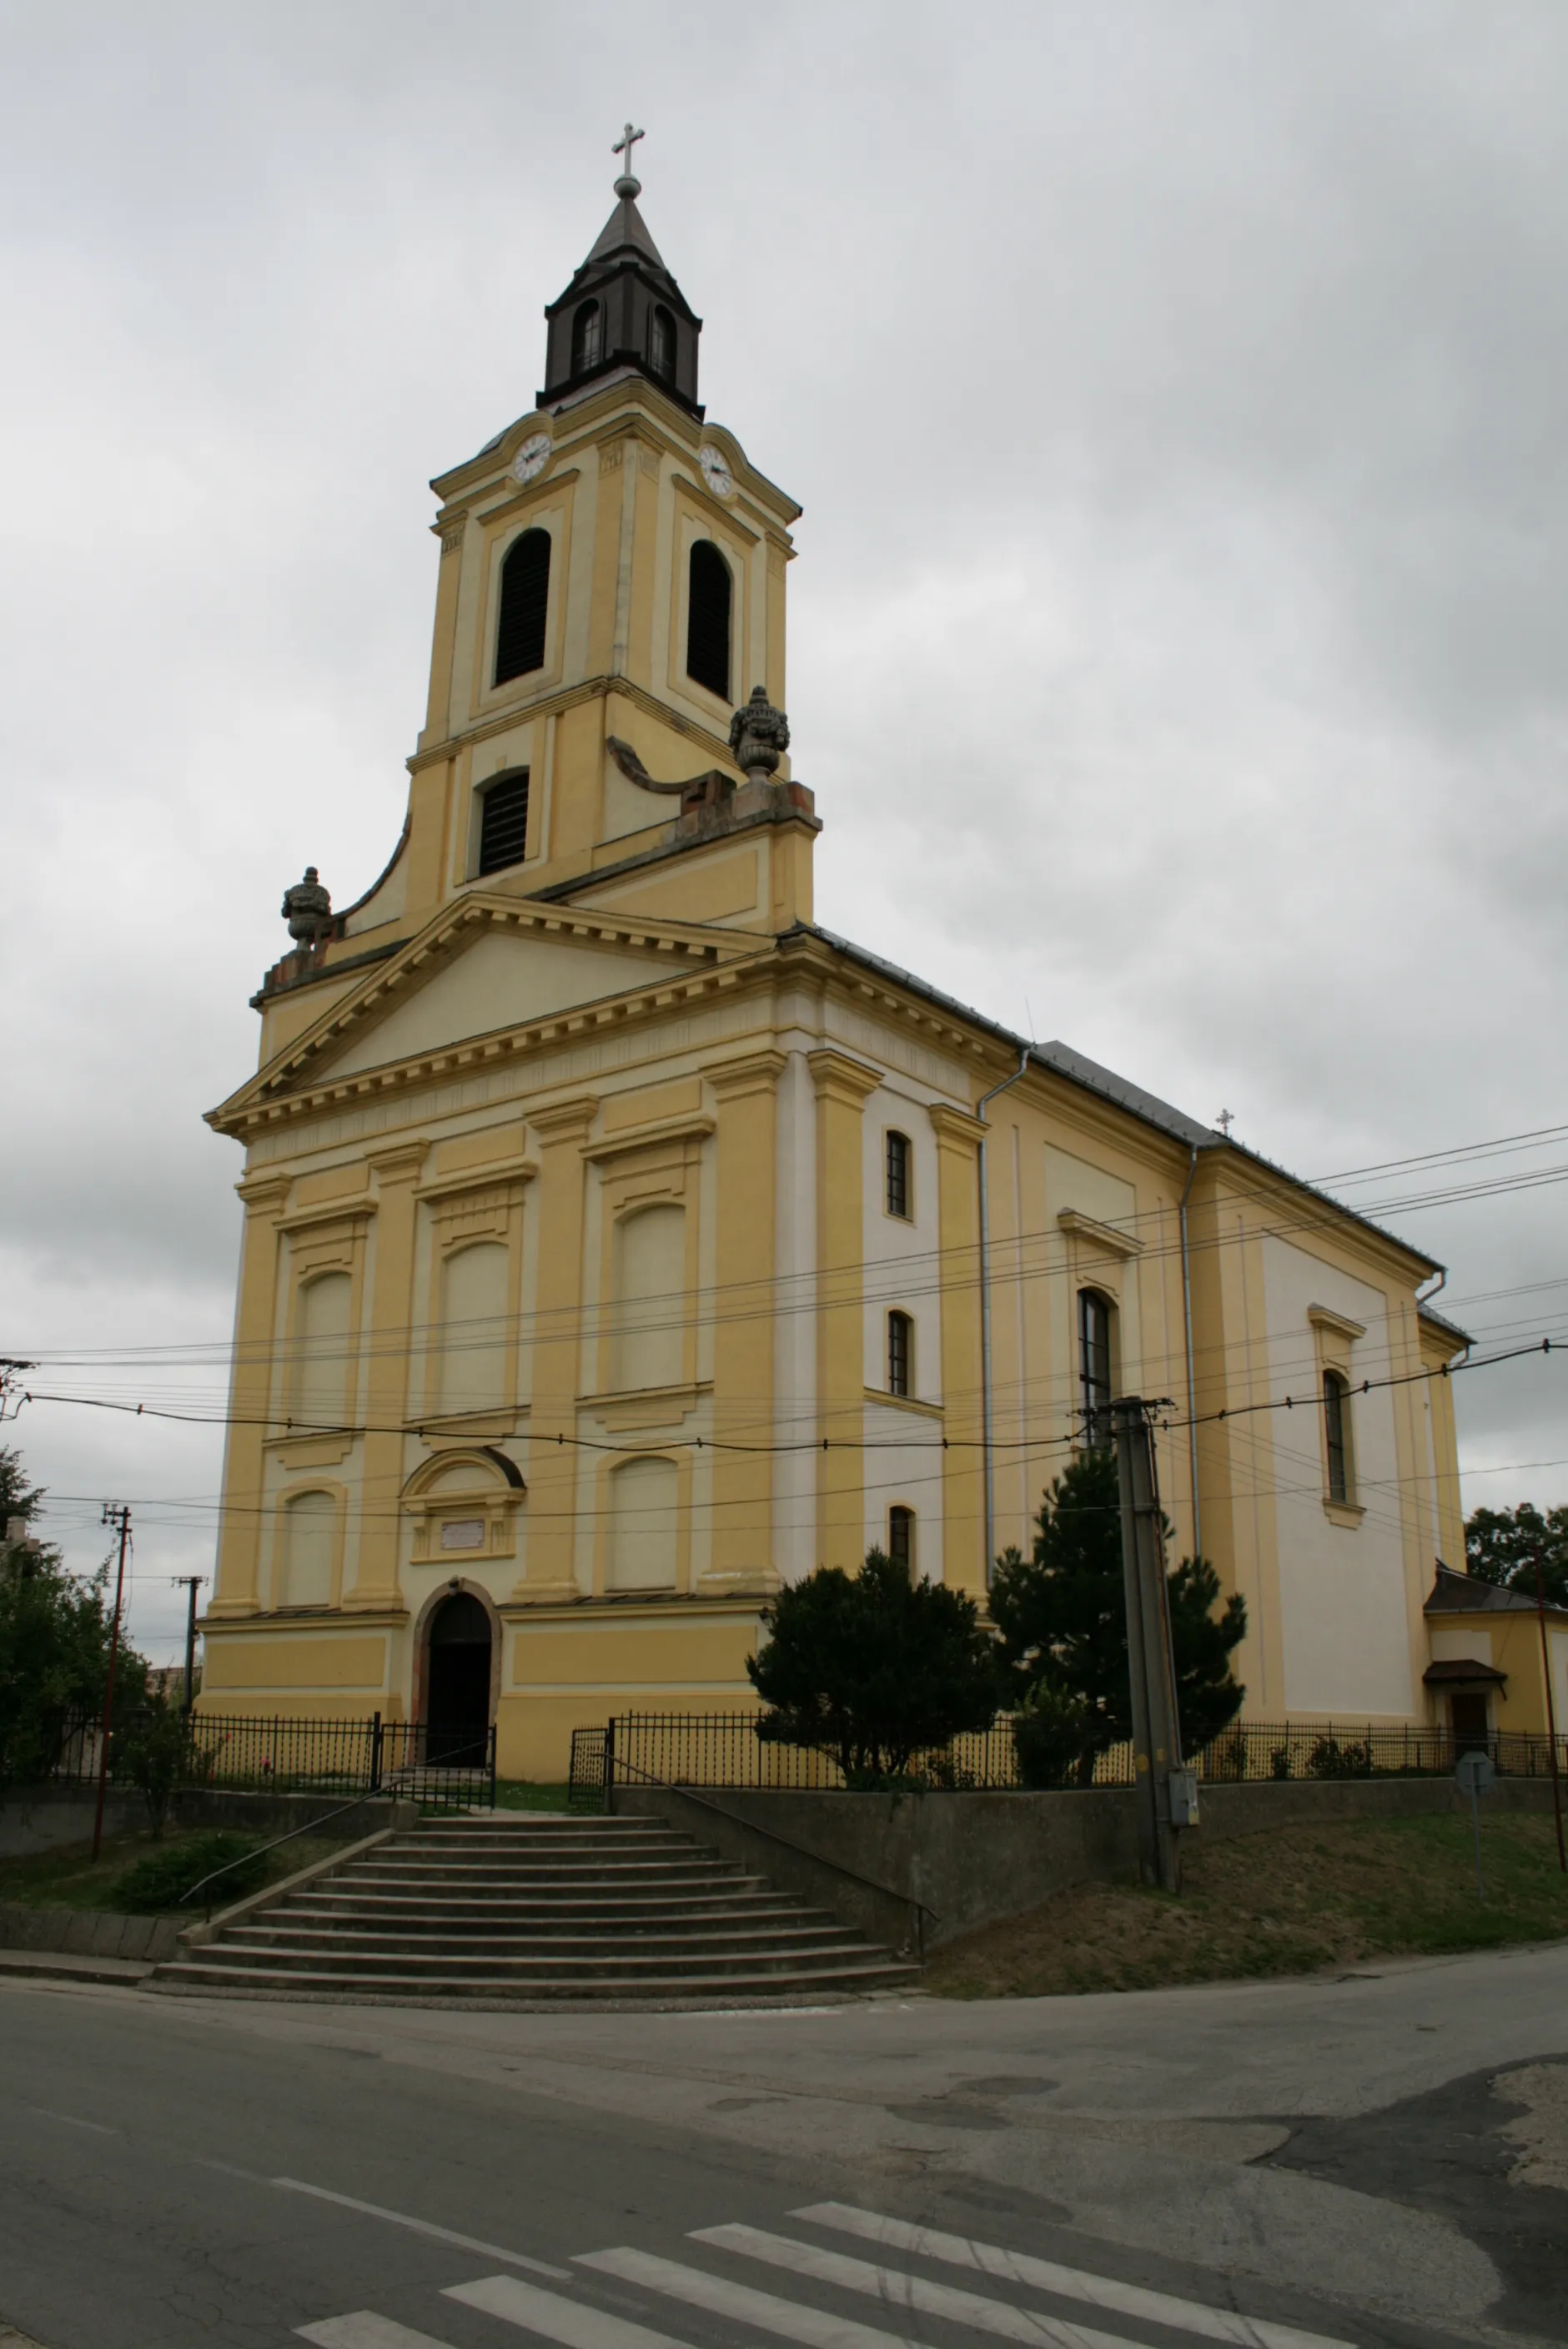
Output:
[728,686,790,785]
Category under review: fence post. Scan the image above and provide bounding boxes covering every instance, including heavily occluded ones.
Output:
[488,1723,498,1812]
[603,1717,616,1815]
[369,1711,383,1793]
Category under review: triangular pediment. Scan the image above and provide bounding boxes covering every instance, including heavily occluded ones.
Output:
[212,895,759,1132]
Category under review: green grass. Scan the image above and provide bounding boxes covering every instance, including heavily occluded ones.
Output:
[926,1811,1568,1999]
[0,1826,357,1916]
[490,1780,575,1813]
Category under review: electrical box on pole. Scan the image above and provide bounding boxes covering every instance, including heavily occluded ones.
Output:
[1111,1396,1186,1893]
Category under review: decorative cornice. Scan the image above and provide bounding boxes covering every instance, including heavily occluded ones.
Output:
[583,1112,715,1163]
[415,1154,537,1204]
[530,1094,599,1142]
[274,1195,375,1235]
[927,1103,988,1148]
[1309,1303,1367,1343]
[807,1048,882,1105]
[706,1048,788,1100]
[1058,1207,1144,1260]
[409,672,736,777]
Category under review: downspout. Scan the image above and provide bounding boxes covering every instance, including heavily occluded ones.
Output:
[977,1044,1033,1587]
[1179,1144,1201,1559]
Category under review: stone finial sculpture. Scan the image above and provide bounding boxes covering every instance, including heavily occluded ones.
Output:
[281,866,333,953]
[728,687,790,784]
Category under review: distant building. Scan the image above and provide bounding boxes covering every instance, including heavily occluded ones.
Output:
[201,153,1472,1779]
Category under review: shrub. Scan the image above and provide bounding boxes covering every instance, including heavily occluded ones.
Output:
[1269,1743,1293,1781]
[118,1701,191,1836]
[112,1831,266,1914]
[1307,1735,1375,1781]
[1013,1683,1095,1789]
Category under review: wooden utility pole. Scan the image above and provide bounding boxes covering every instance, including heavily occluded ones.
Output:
[91,1503,132,1863]
[1111,1397,1186,1893]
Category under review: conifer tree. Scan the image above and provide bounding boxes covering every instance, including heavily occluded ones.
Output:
[991,1449,1246,1786]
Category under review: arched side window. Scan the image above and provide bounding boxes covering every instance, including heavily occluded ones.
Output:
[478,772,530,874]
[686,540,731,700]
[438,1241,510,1416]
[612,1204,686,1391]
[888,1504,914,1578]
[649,304,676,382]
[608,1455,679,1591]
[494,529,550,685]
[571,299,602,375]
[1078,1289,1113,1449]
[279,1489,334,1609]
[887,1310,912,1399]
[1323,1371,1353,1505]
[292,1270,351,1427]
[885,1130,911,1220]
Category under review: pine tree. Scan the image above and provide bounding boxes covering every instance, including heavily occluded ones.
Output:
[990,1449,1246,1786]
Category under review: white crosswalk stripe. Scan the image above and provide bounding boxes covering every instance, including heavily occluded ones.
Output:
[790,2205,1355,2349]
[579,2244,996,2349]
[445,2272,700,2349]
[296,2195,1365,2349]
[296,2316,459,2349]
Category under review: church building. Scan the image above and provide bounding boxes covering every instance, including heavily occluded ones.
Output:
[203,147,1480,1780]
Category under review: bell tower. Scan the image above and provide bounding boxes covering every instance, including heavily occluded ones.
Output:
[326,132,820,958]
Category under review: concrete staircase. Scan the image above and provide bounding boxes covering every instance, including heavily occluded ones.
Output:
[148,1813,919,2003]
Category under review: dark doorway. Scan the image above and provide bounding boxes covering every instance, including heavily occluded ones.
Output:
[1450,1693,1490,1756]
[425,1592,493,1765]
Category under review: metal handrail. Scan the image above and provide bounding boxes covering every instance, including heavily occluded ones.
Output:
[177,1788,393,1911]
[607,1749,939,1955]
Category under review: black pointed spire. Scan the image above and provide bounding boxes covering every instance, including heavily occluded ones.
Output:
[539,130,703,415]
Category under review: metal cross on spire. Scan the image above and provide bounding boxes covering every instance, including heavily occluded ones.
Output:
[612,122,646,196]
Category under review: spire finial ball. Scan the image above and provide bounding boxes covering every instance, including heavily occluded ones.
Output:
[612,121,645,201]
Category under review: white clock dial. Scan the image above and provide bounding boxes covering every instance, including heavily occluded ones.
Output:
[512,432,551,485]
[699,445,734,500]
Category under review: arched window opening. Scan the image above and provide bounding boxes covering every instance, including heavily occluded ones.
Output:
[479,772,530,874]
[609,1455,679,1591]
[292,1270,351,1427]
[279,1490,334,1610]
[494,529,550,686]
[571,299,602,375]
[1324,1371,1353,1505]
[886,1130,911,1220]
[612,1205,686,1391]
[888,1505,914,1578]
[686,540,731,700]
[438,1241,510,1416]
[424,1591,492,1764]
[887,1310,912,1400]
[649,304,676,382]
[1078,1289,1113,1450]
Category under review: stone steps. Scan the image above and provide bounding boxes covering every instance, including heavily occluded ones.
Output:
[148,1813,917,2004]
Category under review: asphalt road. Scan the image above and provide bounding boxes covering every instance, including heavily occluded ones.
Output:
[1,1949,1565,2349]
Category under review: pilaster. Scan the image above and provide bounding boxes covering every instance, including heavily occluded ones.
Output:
[809,1050,881,1570]
[209,1172,290,1617]
[347,1142,427,1609]
[517,1097,598,1600]
[703,1051,787,1592]
[929,1103,987,1594]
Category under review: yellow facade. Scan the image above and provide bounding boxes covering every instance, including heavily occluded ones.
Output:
[203,174,1476,1780]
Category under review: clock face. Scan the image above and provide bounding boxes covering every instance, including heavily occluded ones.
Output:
[699,445,734,500]
[512,432,551,485]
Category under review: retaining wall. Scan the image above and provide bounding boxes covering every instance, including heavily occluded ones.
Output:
[613,1775,1561,1953]
[0,1906,183,1963]
[0,1785,405,1859]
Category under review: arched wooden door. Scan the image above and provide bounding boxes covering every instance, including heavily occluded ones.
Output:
[424,1592,493,1766]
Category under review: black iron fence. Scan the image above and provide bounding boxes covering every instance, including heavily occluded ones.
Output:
[567,1708,1568,1810]
[43,1710,497,1813]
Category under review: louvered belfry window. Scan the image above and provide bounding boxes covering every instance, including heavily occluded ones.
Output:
[572,300,602,375]
[478,772,530,875]
[649,304,676,382]
[494,530,550,685]
[686,540,731,700]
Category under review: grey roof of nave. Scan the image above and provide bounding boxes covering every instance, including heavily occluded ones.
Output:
[1425,1562,1567,1616]
[805,922,1454,1296]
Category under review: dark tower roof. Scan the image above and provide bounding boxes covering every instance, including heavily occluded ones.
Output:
[539,156,703,416]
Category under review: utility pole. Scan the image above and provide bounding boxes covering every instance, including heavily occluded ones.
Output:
[1530,1546,1566,1874]
[1111,1397,1193,1894]
[91,1503,132,1864]
[173,1575,206,1714]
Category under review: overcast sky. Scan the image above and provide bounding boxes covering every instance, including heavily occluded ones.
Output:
[3,2,1566,1662]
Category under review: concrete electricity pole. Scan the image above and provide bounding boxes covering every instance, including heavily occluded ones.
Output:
[91,1503,132,1864]
[1110,1397,1195,1894]
[172,1575,206,1714]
